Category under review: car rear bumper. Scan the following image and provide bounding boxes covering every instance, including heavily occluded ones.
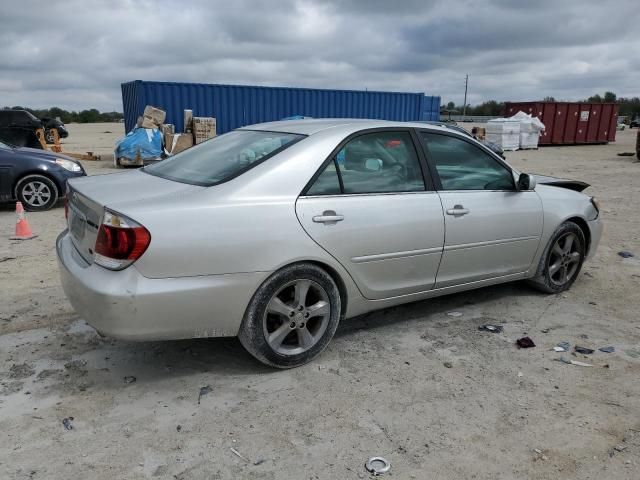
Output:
[56,230,268,340]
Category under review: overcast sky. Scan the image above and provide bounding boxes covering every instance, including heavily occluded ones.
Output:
[1,0,637,111]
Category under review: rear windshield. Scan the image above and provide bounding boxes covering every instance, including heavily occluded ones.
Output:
[144,130,304,186]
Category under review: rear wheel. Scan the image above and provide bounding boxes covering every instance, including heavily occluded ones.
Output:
[238,263,341,368]
[527,221,585,293]
[15,174,59,211]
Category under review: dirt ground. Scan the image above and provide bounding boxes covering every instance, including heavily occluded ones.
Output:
[1,126,639,479]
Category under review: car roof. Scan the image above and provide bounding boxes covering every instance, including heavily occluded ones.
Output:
[240,118,452,136]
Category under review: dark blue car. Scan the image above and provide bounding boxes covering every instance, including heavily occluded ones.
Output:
[0,140,86,211]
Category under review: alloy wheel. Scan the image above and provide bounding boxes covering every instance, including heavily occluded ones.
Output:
[548,232,581,286]
[263,279,331,355]
[21,181,52,208]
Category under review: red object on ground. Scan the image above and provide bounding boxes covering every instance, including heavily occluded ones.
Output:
[10,201,37,240]
[504,102,618,145]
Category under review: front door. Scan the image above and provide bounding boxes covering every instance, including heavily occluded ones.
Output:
[296,129,445,300]
[419,131,543,288]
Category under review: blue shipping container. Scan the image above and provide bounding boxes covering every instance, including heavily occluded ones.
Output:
[121,80,440,134]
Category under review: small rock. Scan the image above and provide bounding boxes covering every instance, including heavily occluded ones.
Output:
[618,251,634,258]
[198,385,213,404]
[62,417,74,430]
[614,444,627,452]
[447,311,463,318]
[124,376,136,384]
[443,361,453,368]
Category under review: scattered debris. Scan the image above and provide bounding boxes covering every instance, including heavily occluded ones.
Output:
[176,425,182,432]
[447,311,463,318]
[365,456,391,476]
[198,385,213,404]
[230,447,249,462]
[443,361,453,368]
[0,256,16,263]
[556,356,592,367]
[123,376,136,384]
[599,346,615,353]
[553,346,566,352]
[517,371,524,377]
[575,346,595,355]
[478,324,503,333]
[614,444,628,452]
[617,152,635,156]
[253,458,265,466]
[540,328,550,333]
[556,341,571,352]
[618,251,635,258]
[516,337,536,348]
[62,417,74,430]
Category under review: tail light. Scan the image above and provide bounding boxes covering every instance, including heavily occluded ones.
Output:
[94,210,151,270]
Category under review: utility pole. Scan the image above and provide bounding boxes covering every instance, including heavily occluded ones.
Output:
[463,74,469,120]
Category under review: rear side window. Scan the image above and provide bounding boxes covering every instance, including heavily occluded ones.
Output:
[145,130,304,186]
[306,131,425,195]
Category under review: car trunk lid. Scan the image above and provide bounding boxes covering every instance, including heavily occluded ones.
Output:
[66,170,204,264]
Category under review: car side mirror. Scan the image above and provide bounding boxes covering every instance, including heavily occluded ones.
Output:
[517,173,536,191]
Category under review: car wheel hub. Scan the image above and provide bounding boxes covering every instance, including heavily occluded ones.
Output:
[548,232,581,286]
[263,279,331,356]
[22,181,51,207]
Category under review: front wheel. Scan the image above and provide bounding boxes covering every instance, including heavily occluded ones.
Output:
[238,263,341,368]
[15,174,59,211]
[527,221,585,293]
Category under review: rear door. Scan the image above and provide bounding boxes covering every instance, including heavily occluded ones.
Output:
[418,131,543,288]
[296,129,445,300]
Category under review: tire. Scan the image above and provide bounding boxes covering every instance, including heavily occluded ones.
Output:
[527,221,586,294]
[15,174,59,211]
[238,263,342,368]
[45,128,56,144]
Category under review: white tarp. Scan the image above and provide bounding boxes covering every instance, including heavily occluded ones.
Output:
[487,111,545,150]
[486,118,521,151]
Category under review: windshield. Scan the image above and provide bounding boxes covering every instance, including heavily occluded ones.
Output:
[145,130,304,186]
[0,140,12,150]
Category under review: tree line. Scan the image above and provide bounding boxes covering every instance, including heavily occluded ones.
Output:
[443,92,640,119]
[1,106,124,123]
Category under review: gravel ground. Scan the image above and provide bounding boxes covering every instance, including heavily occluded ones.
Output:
[1,126,639,479]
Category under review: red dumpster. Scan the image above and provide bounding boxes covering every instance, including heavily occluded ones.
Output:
[504,102,618,145]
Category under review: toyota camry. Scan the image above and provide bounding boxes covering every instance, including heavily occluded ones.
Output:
[57,119,602,368]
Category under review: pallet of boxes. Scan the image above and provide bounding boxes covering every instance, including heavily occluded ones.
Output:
[163,109,217,156]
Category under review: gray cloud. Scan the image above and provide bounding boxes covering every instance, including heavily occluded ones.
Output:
[0,0,637,111]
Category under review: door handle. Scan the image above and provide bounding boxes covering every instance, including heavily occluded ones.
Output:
[313,210,344,224]
[446,205,470,216]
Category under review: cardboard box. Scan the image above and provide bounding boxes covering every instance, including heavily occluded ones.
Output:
[165,133,193,154]
[143,105,166,126]
[192,117,216,144]
[184,109,193,133]
[160,124,175,135]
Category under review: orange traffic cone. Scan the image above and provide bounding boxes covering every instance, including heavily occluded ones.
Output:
[10,202,38,240]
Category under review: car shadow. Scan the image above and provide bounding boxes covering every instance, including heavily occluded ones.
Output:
[335,280,537,338]
[76,281,537,382]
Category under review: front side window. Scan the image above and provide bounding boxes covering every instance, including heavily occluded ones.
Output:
[145,130,304,186]
[421,132,514,191]
[306,131,425,195]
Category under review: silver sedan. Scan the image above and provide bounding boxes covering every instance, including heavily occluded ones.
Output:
[57,119,602,368]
